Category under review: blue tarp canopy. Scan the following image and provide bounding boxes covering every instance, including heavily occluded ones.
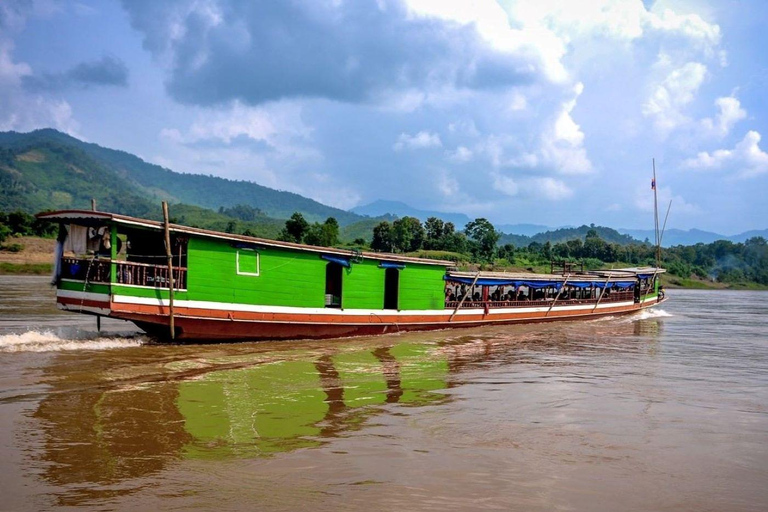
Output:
[444,275,564,289]
[637,273,654,279]
[379,261,406,269]
[569,280,636,289]
[445,275,636,289]
[321,254,350,267]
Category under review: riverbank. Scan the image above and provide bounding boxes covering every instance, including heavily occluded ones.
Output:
[0,236,55,275]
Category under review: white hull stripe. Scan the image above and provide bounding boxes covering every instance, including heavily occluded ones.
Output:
[57,289,111,303]
[111,293,640,317]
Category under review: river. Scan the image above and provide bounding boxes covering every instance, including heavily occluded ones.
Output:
[1,275,767,511]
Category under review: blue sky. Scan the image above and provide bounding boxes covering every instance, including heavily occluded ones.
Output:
[1,0,767,234]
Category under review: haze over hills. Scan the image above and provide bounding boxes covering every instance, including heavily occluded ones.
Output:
[352,200,552,236]
[618,228,768,247]
[352,199,768,246]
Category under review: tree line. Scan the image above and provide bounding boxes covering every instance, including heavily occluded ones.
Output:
[275,212,768,287]
[2,207,767,287]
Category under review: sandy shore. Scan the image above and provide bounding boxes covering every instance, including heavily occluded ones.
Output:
[0,237,55,266]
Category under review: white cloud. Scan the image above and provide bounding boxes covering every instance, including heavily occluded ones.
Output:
[683,131,768,177]
[538,82,592,174]
[436,169,460,197]
[492,173,519,196]
[446,145,473,163]
[160,101,314,153]
[643,59,707,135]
[508,91,528,112]
[393,130,442,151]
[645,7,721,51]
[700,96,746,138]
[524,177,573,200]
[0,38,78,134]
[634,185,699,214]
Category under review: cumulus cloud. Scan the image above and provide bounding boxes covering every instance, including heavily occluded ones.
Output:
[683,131,768,177]
[700,96,746,138]
[643,59,708,135]
[492,173,519,196]
[539,82,592,174]
[121,0,538,107]
[0,4,79,134]
[524,177,573,200]
[393,131,442,151]
[23,55,129,91]
[634,185,699,215]
[446,145,472,163]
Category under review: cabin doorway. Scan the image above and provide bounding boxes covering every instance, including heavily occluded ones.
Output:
[384,268,399,310]
[325,263,343,308]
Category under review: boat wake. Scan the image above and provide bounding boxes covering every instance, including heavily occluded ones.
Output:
[633,308,673,320]
[0,329,145,353]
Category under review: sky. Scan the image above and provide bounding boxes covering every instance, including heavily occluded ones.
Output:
[1,0,767,234]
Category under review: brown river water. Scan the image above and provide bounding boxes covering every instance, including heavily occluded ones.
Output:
[0,275,767,511]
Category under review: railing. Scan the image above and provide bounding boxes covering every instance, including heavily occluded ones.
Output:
[61,257,111,283]
[445,290,636,310]
[60,257,186,290]
[115,261,187,290]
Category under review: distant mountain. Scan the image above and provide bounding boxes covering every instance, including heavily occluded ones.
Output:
[496,223,554,236]
[618,228,768,247]
[351,200,473,227]
[731,229,768,243]
[0,129,363,225]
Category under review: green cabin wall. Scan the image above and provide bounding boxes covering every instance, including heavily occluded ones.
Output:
[186,237,327,308]
[341,259,386,310]
[185,236,448,311]
[398,265,446,310]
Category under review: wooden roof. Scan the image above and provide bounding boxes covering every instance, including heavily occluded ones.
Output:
[36,209,454,267]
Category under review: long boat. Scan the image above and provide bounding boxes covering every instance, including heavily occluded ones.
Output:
[37,209,667,342]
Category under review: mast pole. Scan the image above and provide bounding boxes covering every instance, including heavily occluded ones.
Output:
[162,202,175,340]
[653,159,660,269]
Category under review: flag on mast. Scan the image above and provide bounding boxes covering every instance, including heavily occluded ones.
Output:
[651,178,656,190]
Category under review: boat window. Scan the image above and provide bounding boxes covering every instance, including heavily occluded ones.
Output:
[236,249,260,276]
[325,263,343,308]
[384,268,399,310]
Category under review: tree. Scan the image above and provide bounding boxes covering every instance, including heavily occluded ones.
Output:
[371,221,394,252]
[321,217,340,247]
[465,218,500,262]
[303,217,339,247]
[392,216,425,252]
[279,212,309,243]
[424,217,445,250]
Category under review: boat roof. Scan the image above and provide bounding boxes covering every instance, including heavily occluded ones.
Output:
[36,209,454,267]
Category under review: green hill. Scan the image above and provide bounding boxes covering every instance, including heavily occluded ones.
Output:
[499,224,644,247]
[0,129,363,225]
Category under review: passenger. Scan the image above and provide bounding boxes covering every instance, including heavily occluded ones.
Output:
[473,292,481,302]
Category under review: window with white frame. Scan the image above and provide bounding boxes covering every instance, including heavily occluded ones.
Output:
[236,248,259,276]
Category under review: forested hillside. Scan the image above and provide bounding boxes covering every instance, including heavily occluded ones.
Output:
[0,129,362,224]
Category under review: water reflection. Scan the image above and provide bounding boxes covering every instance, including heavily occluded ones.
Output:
[28,315,663,507]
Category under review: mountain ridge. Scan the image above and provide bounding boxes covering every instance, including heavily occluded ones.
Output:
[0,129,363,225]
